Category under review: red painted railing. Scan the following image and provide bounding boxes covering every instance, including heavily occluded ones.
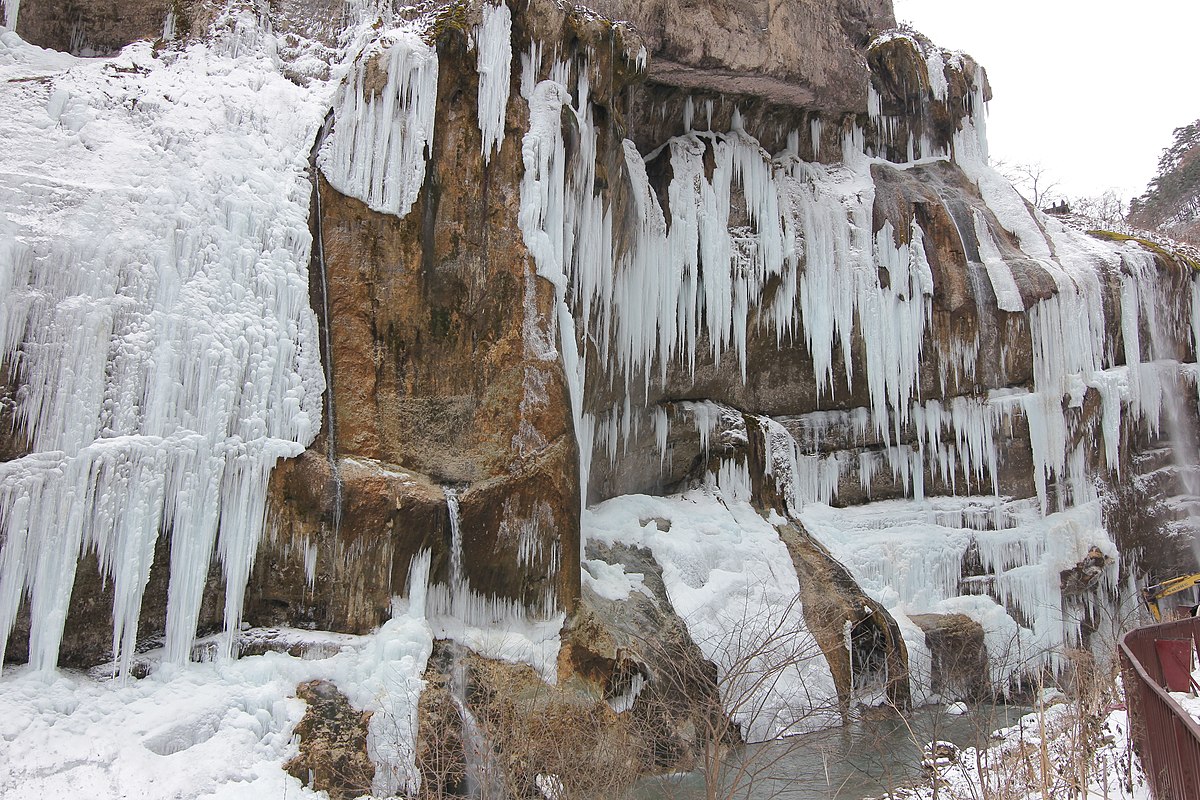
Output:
[1119,616,1200,800]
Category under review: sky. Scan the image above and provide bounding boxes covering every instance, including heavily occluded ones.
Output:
[891,0,1199,203]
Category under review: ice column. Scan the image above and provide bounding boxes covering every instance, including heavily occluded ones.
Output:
[475,1,512,164]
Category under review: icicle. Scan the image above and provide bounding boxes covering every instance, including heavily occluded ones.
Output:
[2,0,18,30]
[653,406,669,469]
[973,210,1024,312]
[318,28,439,218]
[925,49,948,103]
[0,10,323,672]
[866,84,881,124]
[475,1,512,165]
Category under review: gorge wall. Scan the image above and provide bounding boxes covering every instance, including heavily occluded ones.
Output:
[2,0,1200,783]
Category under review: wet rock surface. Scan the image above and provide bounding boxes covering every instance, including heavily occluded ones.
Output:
[909,613,990,701]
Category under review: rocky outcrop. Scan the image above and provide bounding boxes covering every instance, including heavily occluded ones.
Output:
[419,644,652,798]
[561,540,722,768]
[285,680,376,800]
[0,365,22,464]
[12,0,170,55]
[908,613,990,700]
[582,0,894,113]
[775,522,910,710]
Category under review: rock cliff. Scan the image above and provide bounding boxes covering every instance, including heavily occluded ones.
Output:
[2,0,1199,791]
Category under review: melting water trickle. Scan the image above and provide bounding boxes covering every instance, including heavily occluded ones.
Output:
[441,488,502,796]
[1143,272,1200,546]
[447,644,501,799]
[312,114,343,533]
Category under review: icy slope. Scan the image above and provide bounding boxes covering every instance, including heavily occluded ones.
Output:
[0,607,433,800]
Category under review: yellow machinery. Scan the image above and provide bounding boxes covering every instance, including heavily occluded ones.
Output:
[1142,573,1200,621]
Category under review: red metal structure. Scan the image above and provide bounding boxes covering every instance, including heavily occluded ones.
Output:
[1120,616,1200,799]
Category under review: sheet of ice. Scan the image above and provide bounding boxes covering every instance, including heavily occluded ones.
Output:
[925,48,948,103]
[799,496,1119,693]
[518,54,600,531]
[0,11,335,672]
[587,491,840,741]
[973,209,1025,312]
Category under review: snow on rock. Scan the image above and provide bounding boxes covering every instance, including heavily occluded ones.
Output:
[586,490,841,741]
[582,557,649,601]
[799,495,1118,698]
[0,605,433,800]
[882,703,1151,800]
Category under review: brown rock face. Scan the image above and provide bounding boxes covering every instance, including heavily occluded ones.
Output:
[285,680,375,800]
[583,0,894,113]
[13,0,169,55]
[0,365,23,464]
[775,522,910,710]
[562,540,722,770]
[908,614,990,701]
[254,452,446,634]
[268,11,582,625]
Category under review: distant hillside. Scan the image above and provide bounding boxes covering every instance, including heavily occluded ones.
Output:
[1129,118,1200,246]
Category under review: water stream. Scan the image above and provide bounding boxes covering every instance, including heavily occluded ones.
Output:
[442,488,504,798]
[445,486,464,592]
[447,644,502,799]
[635,703,1034,800]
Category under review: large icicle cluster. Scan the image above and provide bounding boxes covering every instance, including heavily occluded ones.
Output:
[475,0,511,164]
[517,25,1198,705]
[0,10,328,673]
[317,23,438,218]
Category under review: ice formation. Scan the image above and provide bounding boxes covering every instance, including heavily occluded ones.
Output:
[317,24,438,218]
[509,24,1198,713]
[0,583,433,799]
[2,4,1198,791]
[0,11,334,673]
[475,1,512,164]
[587,492,841,741]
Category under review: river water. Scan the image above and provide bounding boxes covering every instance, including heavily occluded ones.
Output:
[636,703,1034,800]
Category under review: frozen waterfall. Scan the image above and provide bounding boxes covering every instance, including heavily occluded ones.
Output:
[0,9,328,673]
